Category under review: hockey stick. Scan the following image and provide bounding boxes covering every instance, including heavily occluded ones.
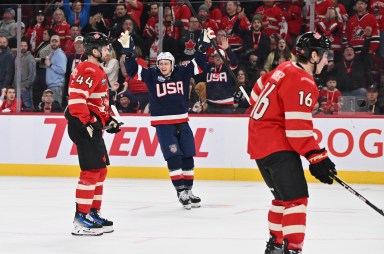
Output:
[183,0,251,105]
[332,174,384,217]
[103,105,124,130]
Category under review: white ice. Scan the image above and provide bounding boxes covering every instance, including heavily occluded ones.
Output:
[0,177,383,254]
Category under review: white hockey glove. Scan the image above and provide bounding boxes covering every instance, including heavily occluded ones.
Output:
[198,27,216,49]
[118,30,135,56]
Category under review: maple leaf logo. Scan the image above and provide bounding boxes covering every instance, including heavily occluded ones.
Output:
[185,39,196,50]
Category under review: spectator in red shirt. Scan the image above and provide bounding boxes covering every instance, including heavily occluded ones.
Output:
[63,24,81,56]
[318,75,342,114]
[197,4,219,33]
[25,10,50,53]
[143,2,159,38]
[0,87,22,112]
[204,0,223,25]
[124,0,144,29]
[51,8,70,47]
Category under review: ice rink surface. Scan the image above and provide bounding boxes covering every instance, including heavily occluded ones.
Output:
[0,176,383,254]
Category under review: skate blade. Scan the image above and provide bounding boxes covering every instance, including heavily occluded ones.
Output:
[71,225,103,236]
[183,204,192,210]
[191,202,201,208]
[103,225,114,233]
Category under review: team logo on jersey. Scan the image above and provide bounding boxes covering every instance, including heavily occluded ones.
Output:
[158,76,166,82]
[102,78,106,85]
[352,26,365,39]
[169,144,178,153]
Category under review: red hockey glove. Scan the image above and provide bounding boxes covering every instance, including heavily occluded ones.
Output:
[305,148,337,184]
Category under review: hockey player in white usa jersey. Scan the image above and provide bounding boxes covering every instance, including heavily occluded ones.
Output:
[118,28,215,209]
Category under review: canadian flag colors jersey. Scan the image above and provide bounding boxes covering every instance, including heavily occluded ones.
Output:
[247,61,321,159]
[68,61,110,126]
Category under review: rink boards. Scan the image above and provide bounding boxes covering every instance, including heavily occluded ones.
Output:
[0,114,383,184]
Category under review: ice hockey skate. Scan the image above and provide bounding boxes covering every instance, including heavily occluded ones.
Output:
[90,208,114,233]
[186,189,201,208]
[265,234,283,254]
[177,190,191,210]
[71,211,103,236]
[283,239,301,254]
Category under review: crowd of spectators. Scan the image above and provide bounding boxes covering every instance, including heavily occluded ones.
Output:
[0,0,383,115]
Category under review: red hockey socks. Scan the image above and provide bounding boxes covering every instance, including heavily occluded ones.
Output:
[282,197,308,250]
[76,169,100,214]
[268,199,284,244]
[91,168,107,211]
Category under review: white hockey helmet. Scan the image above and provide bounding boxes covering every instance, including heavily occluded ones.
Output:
[156,52,175,71]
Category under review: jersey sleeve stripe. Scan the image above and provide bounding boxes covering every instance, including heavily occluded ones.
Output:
[285,130,313,137]
[285,112,313,120]
[191,59,202,75]
[68,98,87,105]
[68,88,89,97]
[89,92,107,98]
[137,65,143,80]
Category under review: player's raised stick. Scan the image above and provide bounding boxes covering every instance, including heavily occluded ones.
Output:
[183,0,250,105]
[331,173,384,217]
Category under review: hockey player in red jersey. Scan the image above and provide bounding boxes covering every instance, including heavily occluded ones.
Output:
[247,32,337,253]
[65,32,121,236]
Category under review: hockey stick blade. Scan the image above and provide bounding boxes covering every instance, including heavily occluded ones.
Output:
[332,174,384,217]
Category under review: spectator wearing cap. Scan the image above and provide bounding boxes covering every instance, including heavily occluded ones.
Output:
[45,34,67,107]
[25,10,50,53]
[116,90,139,113]
[233,14,270,80]
[35,89,62,113]
[63,24,81,56]
[197,4,218,33]
[0,8,16,39]
[344,0,380,55]
[0,36,15,91]
[366,84,384,114]
[63,0,91,29]
[51,8,70,47]
[203,36,239,114]
[13,40,36,111]
[32,28,55,109]
[8,21,27,56]
[64,35,87,108]
[327,41,373,97]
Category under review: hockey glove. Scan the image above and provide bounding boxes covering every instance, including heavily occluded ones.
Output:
[84,121,103,139]
[198,28,216,49]
[306,148,337,184]
[118,30,135,56]
[105,117,121,134]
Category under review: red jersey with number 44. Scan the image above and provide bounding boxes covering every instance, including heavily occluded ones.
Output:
[68,61,110,126]
[247,61,321,159]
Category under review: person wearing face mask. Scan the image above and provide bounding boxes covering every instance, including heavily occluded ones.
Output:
[0,36,14,91]
[247,32,337,254]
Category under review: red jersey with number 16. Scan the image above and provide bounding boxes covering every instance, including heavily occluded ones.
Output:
[247,61,321,160]
[68,61,110,126]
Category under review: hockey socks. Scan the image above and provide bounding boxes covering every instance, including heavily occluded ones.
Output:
[76,170,100,213]
[91,168,107,211]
